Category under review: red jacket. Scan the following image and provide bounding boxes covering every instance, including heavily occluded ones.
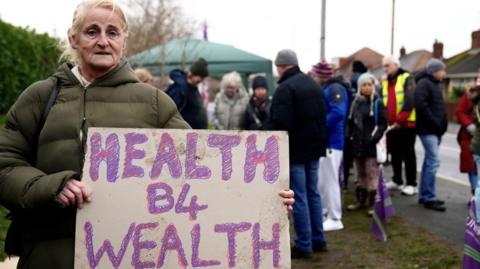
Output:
[456,92,476,173]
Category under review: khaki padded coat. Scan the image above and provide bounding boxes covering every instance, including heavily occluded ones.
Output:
[0,59,190,269]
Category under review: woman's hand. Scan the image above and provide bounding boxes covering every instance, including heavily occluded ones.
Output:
[57,179,92,209]
[279,189,294,213]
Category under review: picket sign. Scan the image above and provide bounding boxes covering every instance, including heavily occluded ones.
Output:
[74,128,291,269]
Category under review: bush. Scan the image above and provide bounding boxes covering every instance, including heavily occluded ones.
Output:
[0,20,61,113]
[448,85,466,102]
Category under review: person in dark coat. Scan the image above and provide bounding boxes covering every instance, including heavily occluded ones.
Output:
[346,73,387,215]
[414,58,448,212]
[243,75,271,130]
[456,89,477,196]
[267,49,327,259]
[349,60,368,94]
[166,58,209,129]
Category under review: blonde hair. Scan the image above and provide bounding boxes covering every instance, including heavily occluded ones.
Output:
[221,71,244,90]
[134,68,153,84]
[60,0,129,65]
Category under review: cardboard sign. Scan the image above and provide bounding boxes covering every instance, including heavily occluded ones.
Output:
[74,128,290,269]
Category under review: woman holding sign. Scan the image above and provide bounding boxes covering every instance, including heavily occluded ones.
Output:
[0,1,294,268]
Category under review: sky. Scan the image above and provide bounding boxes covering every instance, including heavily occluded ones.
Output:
[0,0,479,72]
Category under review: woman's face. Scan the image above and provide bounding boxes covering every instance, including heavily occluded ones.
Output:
[360,82,373,96]
[225,85,237,98]
[69,6,126,76]
[254,87,268,99]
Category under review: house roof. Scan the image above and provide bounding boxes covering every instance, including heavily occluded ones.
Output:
[399,50,432,74]
[446,48,480,78]
[336,47,384,78]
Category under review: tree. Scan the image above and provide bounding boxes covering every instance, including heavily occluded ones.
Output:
[124,0,196,57]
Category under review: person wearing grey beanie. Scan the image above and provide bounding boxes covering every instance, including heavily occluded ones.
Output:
[414,58,448,212]
[426,58,446,75]
[274,49,298,66]
[268,48,328,259]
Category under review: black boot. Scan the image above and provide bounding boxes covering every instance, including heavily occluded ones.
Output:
[347,187,367,211]
[424,200,446,212]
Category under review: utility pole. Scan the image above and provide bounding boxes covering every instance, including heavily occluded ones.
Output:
[390,0,395,55]
[320,0,326,61]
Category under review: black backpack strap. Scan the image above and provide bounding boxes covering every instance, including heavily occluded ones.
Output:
[31,77,62,163]
[39,77,62,132]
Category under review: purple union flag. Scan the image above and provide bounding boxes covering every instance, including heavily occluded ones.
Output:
[371,166,395,242]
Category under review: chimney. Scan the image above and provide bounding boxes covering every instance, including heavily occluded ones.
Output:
[433,40,443,59]
[339,58,350,69]
[472,30,480,49]
[400,46,406,58]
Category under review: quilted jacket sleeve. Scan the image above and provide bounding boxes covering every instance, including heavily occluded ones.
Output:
[0,80,77,211]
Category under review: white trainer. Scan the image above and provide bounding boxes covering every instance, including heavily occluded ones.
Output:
[386,181,404,191]
[323,218,344,232]
[401,185,417,196]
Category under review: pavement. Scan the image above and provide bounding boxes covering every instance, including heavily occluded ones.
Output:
[386,121,469,250]
[384,165,469,249]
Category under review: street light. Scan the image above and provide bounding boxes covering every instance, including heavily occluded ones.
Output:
[391,0,395,55]
[320,0,326,61]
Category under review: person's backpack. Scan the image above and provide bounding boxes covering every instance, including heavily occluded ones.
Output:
[4,77,62,256]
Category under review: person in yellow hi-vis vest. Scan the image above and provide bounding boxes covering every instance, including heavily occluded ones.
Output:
[381,56,417,196]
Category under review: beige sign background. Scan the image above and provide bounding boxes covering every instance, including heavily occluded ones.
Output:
[75,128,290,269]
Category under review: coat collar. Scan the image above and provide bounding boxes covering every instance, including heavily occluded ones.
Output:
[278,66,301,84]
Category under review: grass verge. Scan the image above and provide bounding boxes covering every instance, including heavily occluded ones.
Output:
[292,193,461,269]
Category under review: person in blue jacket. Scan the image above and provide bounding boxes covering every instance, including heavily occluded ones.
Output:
[166,58,209,129]
[309,61,349,231]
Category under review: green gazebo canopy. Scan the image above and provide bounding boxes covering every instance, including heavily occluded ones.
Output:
[130,38,274,90]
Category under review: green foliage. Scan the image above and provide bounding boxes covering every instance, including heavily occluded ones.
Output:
[0,116,7,261]
[0,20,61,113]
[448,85,466,102]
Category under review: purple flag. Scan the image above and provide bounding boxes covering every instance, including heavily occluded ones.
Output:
[463,199,480,268]
[203,20,208,41]
[371,165,395,241]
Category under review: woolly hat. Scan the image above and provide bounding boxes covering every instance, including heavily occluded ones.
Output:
[252,76,268,90]
[352,60,368,73]
[426,58,446,75]
[309,61,334,78]
[190,58,209,78]
[357,73,376,88]
[274,49,298,66]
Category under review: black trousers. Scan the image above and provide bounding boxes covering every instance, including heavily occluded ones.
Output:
[386,127,417,186]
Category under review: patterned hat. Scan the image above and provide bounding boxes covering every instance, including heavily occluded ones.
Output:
[310,61,333,78]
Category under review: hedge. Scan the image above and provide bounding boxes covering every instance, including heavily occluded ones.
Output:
[0,20,61,113]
